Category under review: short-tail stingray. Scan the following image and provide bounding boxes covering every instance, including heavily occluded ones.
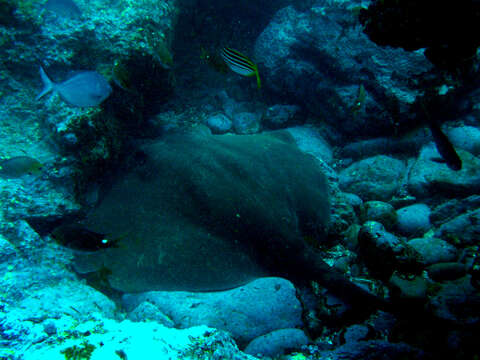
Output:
[74,130,383,308]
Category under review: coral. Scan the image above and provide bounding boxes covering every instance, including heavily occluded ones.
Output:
[61,109,124,199]
[0,0,44,27]
[145,31,174,69]
[60,341,95,360]
[181,330,251,360]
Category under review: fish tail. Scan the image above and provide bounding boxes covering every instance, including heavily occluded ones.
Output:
[254,67,261,89]
[36,66,54,100]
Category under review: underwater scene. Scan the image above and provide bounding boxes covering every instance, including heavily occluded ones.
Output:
[1,0,480,359]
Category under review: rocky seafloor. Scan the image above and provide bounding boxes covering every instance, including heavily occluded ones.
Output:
[1,0,480,359]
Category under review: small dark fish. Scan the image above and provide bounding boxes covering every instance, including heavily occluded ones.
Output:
[0,156,43,178]
[51,223,120,252]
[420,101,462,171]
[111,59,131,91]
[111,59,138,93]
[37,66,112,107]
[44,0,82,19]
[221,47,261,89]
[428,120,462,171]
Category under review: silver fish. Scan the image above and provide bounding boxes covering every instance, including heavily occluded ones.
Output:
[37,66,112,107]
[0,156,43,178]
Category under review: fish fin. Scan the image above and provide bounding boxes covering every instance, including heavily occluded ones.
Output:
[430,156,446,164]
[36,66,54,100]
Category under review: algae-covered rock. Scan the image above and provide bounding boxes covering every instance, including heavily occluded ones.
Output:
[360,201,397,230]
[123,277,303,345]
[74,130,330,293]
[408,144,480,198]
[339,155,406,201]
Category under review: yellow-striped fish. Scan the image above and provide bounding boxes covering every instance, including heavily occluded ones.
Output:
[221,47,261,89]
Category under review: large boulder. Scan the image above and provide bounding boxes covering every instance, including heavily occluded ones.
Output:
[0,0,178,194]
[244,328,309,357]
[434,208,480,246]
[407,144,480,198]
[254,2,432,138]
[339,155,406,201]
[123,277,303,345]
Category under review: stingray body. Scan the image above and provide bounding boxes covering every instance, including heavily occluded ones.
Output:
[75,130,382,308]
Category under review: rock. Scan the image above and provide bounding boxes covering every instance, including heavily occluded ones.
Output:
[23,321,255,360]
[408,237,458,265]
[328,196,359,243]
[339,155,406,201]
[428,277,480,325]
[0,229,78,306]
[358,221,422,280]
[408,144,480,198]
[340,130,429,160]
[435,208,480,246]
[430,195,480,225]
[287,125,333,163]
[2,280,117,355]
[4,0,177,72]
[43,321,57,336]
[206,113,232,134]
[447,126,480,156]
[343,324,370,343]
[370,311,397,334]
[319,340,426,360]
[127,302,175,328]
[2,0,178,167]
[342,224,361,250]
[389,274,428,301]
[342,193,363,210]
[123,277,303,345]
[358,222,402,280]
[427,263,467,282]
[244,328,309,357]
[360,201,397,230]
[263,104,300,129]
[254,4,432,138]
[19,280,116,321]
[0,175,80,236]
[0,234,17,262]
[232,112,262,134]
[219,95,250,120]
[396,204,431,237]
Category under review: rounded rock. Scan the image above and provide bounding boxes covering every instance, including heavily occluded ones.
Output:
[427,262,467,282]
[408,237,458,265]
[339,156,406,201]
[232,112,262,134]
[396,203,431,237]
[206,113,232,134]
[361,201,397,230]
[244,328,309,357]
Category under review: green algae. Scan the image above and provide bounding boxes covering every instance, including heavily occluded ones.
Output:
[61,341,95,360]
